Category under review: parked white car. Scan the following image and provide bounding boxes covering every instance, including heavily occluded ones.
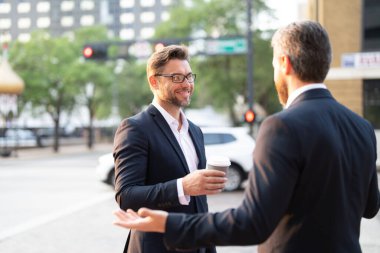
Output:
[96,127,255,191]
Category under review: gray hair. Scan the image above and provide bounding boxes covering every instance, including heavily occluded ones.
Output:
[271,21,332,83]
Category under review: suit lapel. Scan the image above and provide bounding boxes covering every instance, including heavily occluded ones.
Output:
[147,105,191,174]
[188,123,205,169]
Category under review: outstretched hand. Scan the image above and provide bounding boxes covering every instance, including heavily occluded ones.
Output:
[113,208,168,233]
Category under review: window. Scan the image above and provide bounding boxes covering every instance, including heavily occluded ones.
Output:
[0,18,11,29]
[18,33,31,42]
[0,3,11,13]
[61,16,74,27]
[37,2,50,13]
[17,2,31,13]
[80,15,95,26]
[120,0,134,8]
[364,79,380,128]
[161,0,172,6]
[81,0,95,11]
[141,0,155,7]
[61,1,75,12]
[120,29,135,40]
[37,17,50,28]
[204,133,236,145]
[140,12,155,23]
[161,11,170,21]
[120,13,134,24]
[18,18,31,29]
[140,27,154,39]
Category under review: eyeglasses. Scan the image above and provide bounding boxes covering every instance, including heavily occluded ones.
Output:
[154,73,196,83]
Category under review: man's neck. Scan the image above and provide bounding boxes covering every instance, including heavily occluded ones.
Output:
[155,99,181,122]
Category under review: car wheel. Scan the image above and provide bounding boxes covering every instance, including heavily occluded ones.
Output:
[108,169,115,187]
[224,165,243,191]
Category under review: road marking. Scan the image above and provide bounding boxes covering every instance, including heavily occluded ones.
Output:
[0,192,114,241]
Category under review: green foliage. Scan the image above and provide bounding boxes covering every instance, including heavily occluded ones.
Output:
[116,60,152,118]
[154,0,281,124]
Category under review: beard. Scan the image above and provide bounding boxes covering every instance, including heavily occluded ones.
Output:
[166,87,192,108]
[275,80,289,107]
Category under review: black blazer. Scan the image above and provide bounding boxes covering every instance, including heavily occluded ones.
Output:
[113,104,216,253]
[163,89,380,253]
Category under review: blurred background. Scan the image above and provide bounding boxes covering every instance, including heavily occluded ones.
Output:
[0,0,379,252]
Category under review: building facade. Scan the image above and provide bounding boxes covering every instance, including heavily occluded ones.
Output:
[307,0,380,128]
[0,0,173,42]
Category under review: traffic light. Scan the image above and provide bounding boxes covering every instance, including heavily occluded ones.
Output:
[244,109,256,124]
[82,44,108,60]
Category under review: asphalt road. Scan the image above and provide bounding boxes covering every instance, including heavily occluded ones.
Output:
[0,144,379,253]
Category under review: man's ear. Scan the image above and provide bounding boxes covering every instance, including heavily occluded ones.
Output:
[281,55,293,75]
[148,75,158,89]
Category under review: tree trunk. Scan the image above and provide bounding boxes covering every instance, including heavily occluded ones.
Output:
[53,117,60,152]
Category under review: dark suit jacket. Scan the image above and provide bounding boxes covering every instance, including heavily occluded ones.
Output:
[164,89,380,253]
[113,104,216,253]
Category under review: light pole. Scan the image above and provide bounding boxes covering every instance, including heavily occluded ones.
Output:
[246,0,254,136]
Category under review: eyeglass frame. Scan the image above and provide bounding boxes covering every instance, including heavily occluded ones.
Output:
[154,73,196,83]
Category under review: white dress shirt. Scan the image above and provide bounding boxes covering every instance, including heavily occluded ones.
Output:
[285,83,327,109]
[152,99,198,205]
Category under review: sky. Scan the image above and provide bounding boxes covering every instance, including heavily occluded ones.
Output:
[257,0,307,30]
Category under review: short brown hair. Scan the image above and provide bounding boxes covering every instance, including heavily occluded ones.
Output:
[146,45,189,80]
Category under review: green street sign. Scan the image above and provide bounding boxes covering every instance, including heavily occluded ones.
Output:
[205,38,247,55]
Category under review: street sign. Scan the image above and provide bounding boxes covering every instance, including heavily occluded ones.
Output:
[205,38,247,55]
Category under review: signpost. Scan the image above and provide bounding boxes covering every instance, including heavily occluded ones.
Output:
[204,38,247,55]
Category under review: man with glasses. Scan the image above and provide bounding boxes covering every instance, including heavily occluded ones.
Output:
[113,45,225,253]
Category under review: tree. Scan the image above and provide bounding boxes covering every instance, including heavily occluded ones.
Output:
[154,0,281,124]
[69,26,115,149]
[10,31,79,152]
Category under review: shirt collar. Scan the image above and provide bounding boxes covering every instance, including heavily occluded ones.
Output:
[285,83,327,109]
[152,99,189,131]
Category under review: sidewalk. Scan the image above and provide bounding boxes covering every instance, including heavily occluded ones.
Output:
[0,142,113,160]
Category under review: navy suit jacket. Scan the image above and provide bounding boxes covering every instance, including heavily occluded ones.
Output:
[113,104,216,253]
[164,89,380,253]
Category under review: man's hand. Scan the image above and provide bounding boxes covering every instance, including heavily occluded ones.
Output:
[182,169,227,196]
[113,208,168,233]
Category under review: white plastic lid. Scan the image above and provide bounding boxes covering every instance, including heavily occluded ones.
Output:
[207,156,231,167]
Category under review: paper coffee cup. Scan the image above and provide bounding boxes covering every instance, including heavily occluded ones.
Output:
[207,156,231,173]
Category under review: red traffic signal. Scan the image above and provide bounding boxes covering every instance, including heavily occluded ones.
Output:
[244,109,255,124]
[83,46,94,58]
[82,44,108,60]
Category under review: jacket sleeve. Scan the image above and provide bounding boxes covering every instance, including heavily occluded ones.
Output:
[164,115,301,249]
[113,118,180,211]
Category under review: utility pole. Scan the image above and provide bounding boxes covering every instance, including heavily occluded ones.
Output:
[246,0,254,136]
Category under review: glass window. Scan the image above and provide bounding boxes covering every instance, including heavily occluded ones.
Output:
[203,133,236,145]
[17,2,31,13]
[37,17,50,28]
[61,16,74,27]
[18,33,31,42]
[364,79,380,128]
[120,13,134,24]
[120,28,135,40]
[61,1,75,12]
[37,2,50,13]
[140,27,154,39]
[80,15,95,26]
[18,18,31,29]
[0,3,11,13]
[161,11,170,21]
[0,19,11,29]
[81,0,95,10]
[363,0,380,51]
[141,0,155,7]
[140,12,155,23]
[161,0,172,6]
[120,0,134,8]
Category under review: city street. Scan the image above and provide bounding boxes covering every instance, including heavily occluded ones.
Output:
[0,144,379,253]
